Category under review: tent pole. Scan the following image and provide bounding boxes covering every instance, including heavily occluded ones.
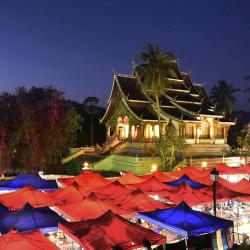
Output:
[185,237,188,250]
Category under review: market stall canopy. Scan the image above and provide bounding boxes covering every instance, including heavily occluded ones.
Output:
[55,192,133,221]
[131,176,174,194]
[0,173,58,190]
[0,186,57,210]
[116,188,169,212]
[0,203,8,214]
[58,172,110,188]
[45,182,90,204]
[214,163,250,175]
[165,175,208,189]
[218,177,250,195]
[0,230,59,250]
[140,170,176,182]
[165,182,212,206]
[138,202,233,237]
[200,182,250,202]
[59,210,165,250]
[93,180,134,203]
[117,172,145,185]
[0,203,66,234]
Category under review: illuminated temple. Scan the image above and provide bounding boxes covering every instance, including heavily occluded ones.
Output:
[100,62,235,160]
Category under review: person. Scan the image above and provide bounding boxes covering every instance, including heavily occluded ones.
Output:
[143,239,152,250]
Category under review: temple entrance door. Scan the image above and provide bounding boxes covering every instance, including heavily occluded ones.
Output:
[118,126,125,140]
[135,126,140,142]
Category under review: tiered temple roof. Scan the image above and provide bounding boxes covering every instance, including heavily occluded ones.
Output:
[101,62,229,124]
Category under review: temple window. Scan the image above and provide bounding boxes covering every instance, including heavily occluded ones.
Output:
[154,125,160,138]
[185,124,194,139]
[217,126,224,139]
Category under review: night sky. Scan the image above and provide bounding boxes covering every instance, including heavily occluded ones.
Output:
[0,1,249,110]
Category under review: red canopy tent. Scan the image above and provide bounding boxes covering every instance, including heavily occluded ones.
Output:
[0,230,59,250]
[140,170,176,182]
[199,182,250,202]
[58,172,110,189]
[0,186,57,210]
[218,177,250,195]
[59,210,165,250]
[45,182,90,204]
[164,182,213,206]
[93,180,134,203]
[130,176,174,195]
[55,193,133,221]
[115,188,169,212]
[213,163,250,175]
[169,166,212,185]
[117,172,145,185]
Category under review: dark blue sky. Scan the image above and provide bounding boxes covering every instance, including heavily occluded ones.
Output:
[0,0,249,110]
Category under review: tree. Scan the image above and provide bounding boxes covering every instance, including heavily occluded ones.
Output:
[243,75,250,103]
[237,129,250,165]
[135,43,177,138]
[152,121,187,171]
[0,86,82,173]
[209,80,240,118]
[83,96,99,146]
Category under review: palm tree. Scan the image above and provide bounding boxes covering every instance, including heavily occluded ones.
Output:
[83,96,99,146]
[209,80,240,118]
[243,75,250,103]
[135,43,177,138]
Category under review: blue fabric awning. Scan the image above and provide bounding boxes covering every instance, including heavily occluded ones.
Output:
[0,203,66,234]
[0,203,8,214]
[165,175,207,189]
[138,202,233,237]
[0,173,58,190]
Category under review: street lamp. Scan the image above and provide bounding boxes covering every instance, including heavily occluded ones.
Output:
[210,168,219,216]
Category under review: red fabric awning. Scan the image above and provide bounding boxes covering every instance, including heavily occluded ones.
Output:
[0,186,57,210]
[164,182,213,206]
[93,180,134,203]
[0,230,59,250]
[213,163,250,175]
[140,170,176,182]
[218,177,250,195]
[115,188,169,212]
[199,182,250,202]
[55,193,133,221]
[59,210,165,250]
[130,176,175,194]
[45,182,90,204]
[117,172,145,185]
[58,172,110,188]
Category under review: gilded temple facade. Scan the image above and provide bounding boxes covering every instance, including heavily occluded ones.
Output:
[100,62,234,147]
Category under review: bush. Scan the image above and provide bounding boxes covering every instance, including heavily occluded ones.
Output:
[66,160,81,176]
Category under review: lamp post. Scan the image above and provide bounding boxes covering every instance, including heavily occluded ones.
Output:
[210,168,219,216]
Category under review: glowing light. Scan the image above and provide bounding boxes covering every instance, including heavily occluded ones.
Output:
[201,161,208,168]
[151,164,158,172]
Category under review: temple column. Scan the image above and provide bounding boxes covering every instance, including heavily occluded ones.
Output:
[193,124,197,143]
[224,125,227,144]
[140,123,145,143]
[210,121,214,144]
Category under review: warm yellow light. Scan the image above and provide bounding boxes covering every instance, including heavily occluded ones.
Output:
[151,164,158,172]
[201,161,208,168]
[83,162,89,168]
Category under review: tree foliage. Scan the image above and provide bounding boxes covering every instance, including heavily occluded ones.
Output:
[135,43,177,138]
[209,80,240,118]
[237,128,250,164]
[0,86,82,173]
[152,121,187,172]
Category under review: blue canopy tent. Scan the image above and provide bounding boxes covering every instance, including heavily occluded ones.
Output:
[0,203,66,234]
[138,202,233,237]
[0,173,58,190]
[165,175,207,189]
[0,203,8,214]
